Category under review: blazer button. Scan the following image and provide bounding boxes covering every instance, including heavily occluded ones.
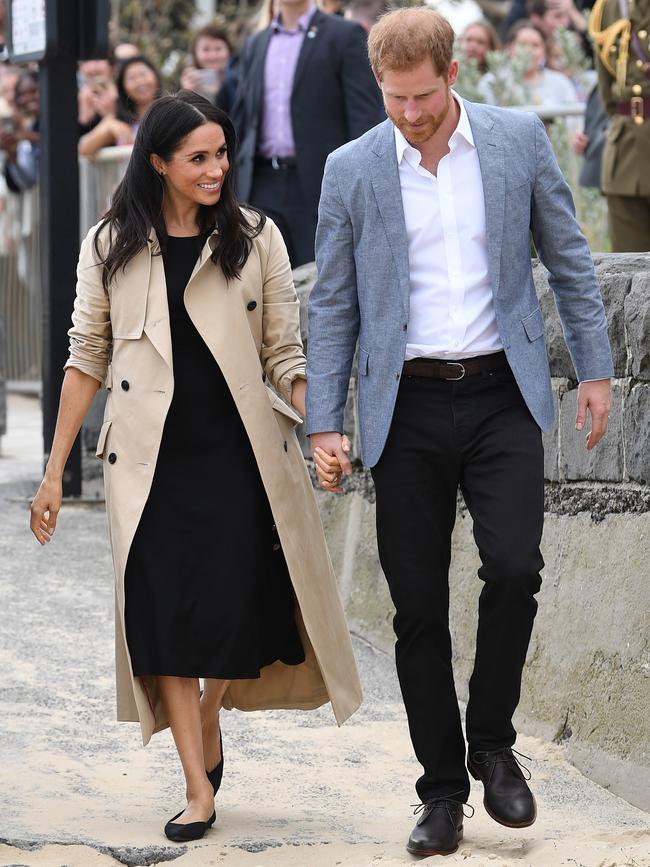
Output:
[121,380,130,391]
[108,452,117,464]
[247,300,257,311]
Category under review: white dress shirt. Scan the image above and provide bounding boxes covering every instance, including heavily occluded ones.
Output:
[398,91,503,361]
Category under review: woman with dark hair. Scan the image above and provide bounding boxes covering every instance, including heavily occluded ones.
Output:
[30,91,361,841]
[79,55,161,156]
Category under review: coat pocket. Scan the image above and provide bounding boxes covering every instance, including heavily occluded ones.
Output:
[265,385,303,426]
[522,307,544,342]
[110,288,148,339]
[95,419,112,458]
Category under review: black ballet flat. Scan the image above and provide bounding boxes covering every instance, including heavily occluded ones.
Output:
[164,808,216,842]
[207,732,224,795]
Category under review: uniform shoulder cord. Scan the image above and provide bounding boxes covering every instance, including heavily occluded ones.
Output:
[589,0,632,89]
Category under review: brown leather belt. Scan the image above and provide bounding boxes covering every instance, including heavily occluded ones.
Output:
[617,96,649,123]
[402,351,508,380]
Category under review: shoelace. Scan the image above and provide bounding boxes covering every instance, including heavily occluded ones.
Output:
[472,747,533,781]
[412,789,475,823]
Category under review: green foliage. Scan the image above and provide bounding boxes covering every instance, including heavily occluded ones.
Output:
[454,43,609,251]
[453,45,487,104]
[110,0,198,85]
[485,47,534,106]
[547,118,610,252]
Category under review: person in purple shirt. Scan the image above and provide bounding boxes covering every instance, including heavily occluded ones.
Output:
[232,0,384,267]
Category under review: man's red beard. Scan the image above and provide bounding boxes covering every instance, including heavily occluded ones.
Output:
[387,90,451,145]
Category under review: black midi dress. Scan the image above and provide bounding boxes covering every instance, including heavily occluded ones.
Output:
[124,234,305,679]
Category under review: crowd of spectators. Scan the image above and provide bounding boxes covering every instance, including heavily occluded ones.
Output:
[0,0,606,253]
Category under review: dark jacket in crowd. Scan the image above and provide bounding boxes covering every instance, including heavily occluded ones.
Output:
[232,8,384,207]
[578,84,608,188]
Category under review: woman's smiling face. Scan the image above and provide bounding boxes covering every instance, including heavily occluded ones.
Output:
[152,122,229,211]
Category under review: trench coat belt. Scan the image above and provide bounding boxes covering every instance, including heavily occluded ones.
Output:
[402,351,509,381]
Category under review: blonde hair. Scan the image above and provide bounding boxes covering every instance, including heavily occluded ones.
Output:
[368,7,455,79]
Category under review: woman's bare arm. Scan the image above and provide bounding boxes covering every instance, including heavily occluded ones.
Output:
[29,368,102,544]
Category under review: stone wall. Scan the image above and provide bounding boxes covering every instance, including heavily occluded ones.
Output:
[294,254,650,813]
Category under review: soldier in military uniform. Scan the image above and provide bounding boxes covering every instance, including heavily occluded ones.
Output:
[590,0,650,251]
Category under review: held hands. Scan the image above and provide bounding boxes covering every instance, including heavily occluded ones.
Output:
[29,475,62,545]
[311,432,353,493]
[576,379,611,450]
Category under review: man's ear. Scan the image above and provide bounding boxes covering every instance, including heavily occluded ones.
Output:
[447,59,459,87]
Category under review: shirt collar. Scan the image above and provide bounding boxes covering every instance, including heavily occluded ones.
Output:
[394,90,474,166]
[273,3,316,33]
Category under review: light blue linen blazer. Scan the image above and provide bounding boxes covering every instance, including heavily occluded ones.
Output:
[306,102,614,467]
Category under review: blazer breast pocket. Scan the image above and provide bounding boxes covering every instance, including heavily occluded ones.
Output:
[505,179,532,197]
[522,306,545,342]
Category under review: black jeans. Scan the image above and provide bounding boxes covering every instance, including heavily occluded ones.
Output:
[250,162,318,268]
[371,365,544,803]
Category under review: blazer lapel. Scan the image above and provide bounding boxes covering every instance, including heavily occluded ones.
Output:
[184,237,234,372]
[370,120,410,316]
[291,10,324,101]
[251,27,273,121]
[465,101,505,297]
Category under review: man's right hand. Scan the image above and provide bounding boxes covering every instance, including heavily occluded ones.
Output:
[310,432,352,493]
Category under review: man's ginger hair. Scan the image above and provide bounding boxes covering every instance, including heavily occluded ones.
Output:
[368,7,455,79]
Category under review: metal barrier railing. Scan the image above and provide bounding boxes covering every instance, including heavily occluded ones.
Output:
[79,146,132,238]
[0,170,41,383]
[0,104,610,384]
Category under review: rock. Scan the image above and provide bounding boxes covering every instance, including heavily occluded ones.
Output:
[624,272,650,381]
[624,383,650,483]
[542,378,572,481]
[293,261,317,343]
[559,381,625,481]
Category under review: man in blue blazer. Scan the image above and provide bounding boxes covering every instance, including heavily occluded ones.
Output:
[306,7,613,857]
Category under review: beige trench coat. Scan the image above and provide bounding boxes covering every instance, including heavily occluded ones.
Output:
[65,214,362,745]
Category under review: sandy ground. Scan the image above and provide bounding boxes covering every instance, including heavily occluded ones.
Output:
[1,394,649,867]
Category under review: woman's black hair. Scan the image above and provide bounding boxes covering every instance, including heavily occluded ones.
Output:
[94,90,265,289]
[115,55,163,124]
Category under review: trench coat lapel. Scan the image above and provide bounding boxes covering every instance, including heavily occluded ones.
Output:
[140,232,222,371]
[370,120,410,319]
[465,101,505,297]
[183,233,235,368]
[142,237,173,369]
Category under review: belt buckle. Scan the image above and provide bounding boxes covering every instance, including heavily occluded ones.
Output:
[271,156,280,170]
[444,362,465,381]
[631,96,645,125]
